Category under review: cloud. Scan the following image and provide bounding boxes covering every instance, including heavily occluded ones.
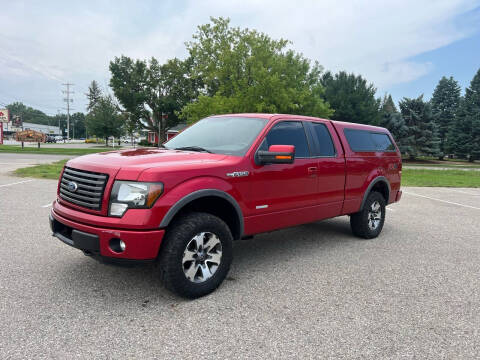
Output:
[0,0,479,112]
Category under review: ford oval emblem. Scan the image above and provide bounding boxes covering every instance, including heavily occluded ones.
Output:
[67,181,78,192]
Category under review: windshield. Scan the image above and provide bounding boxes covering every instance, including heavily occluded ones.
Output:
[164,116,268,156]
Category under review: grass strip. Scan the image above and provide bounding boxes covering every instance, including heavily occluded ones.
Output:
[0,144,113,156]
[13,159,68,180]
[402,169,480,187]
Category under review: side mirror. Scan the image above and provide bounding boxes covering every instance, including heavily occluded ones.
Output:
[257,145,295,165]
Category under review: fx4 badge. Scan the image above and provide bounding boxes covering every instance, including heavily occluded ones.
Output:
[226,171,250,178]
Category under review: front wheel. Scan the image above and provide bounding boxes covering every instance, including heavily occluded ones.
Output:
[159,212,233,299]
[350,191,386,239]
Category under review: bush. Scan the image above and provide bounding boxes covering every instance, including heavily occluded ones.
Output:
[138,139,156,147]
[85,138,105,144]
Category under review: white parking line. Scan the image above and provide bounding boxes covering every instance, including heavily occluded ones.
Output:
[386,207,395,211]
[403,191,480,210]
[41,203,52,208]
[0,179,34,188]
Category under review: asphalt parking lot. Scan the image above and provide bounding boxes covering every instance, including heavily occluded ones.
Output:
[1,154,479,359]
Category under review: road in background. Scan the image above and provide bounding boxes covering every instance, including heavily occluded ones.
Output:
[2,139,136,149]
[0,154,479,358]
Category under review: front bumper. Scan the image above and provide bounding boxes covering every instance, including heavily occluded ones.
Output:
[50,209,165,261]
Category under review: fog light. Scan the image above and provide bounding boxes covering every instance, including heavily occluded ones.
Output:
[109,238,126,253]
[109,203,128,217]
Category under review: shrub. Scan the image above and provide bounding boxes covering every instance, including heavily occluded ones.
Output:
[138,139,156,147]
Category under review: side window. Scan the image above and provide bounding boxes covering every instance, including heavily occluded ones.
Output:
[371,133,395,151]
[260,121,310,158]
[344,129,375,151]
[310,123,336,157]
[344,129,395,152]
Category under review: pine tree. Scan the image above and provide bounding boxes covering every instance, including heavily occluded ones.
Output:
[446,69,480,161]
[399,95,440,159]
[86,80,102,112]
[378,94,408,153]
[380,94,397,114]
[379,112,409,153]
[431,76,461,159]
[466,69,480,161]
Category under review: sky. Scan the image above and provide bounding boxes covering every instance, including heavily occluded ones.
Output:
[1,0,480,115]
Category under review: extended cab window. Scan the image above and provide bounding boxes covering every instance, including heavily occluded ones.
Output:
[344,129,395,152]
[310,123,336,157]
[259,121,310,158]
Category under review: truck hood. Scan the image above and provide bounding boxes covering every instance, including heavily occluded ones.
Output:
[66,148,229,180]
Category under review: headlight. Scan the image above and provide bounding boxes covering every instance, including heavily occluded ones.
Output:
[109,181,163,217]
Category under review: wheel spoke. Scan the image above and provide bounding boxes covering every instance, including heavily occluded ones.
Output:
[182,249,196,263]
[207,252,222,265]
[184,262,199,281]
[205,234,221,252]
[192,233,205,250]
[199,264,212,280]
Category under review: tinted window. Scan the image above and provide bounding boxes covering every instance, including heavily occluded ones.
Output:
[260,121,310,157]
[311,123,336,156]
[371,133,395,151]
[344,129,395,152]
[164,116,267,156]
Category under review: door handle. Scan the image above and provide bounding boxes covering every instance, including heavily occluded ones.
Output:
[308,167,317,175]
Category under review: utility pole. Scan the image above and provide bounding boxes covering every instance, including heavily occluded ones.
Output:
[62,83,74,140]
[57,110,61,136]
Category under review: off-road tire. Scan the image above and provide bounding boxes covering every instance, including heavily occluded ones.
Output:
[159,212,233,299]
[350,191,386,239]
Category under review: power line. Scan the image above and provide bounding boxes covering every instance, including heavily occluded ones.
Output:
[0,90,59,112]
[62,83,74,138]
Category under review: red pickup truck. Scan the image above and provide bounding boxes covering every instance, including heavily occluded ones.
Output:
[50,114,402,298]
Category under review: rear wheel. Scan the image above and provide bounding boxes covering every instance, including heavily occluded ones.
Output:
[159,212,233,299]
[350,191,386,239]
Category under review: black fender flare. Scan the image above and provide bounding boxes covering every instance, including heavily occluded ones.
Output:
[360,176,391,210]
[159,189,244,239]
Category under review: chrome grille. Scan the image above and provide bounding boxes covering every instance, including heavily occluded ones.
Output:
[59,167,108,210]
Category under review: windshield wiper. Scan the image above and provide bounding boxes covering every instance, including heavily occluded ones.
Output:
[175,146,212,153]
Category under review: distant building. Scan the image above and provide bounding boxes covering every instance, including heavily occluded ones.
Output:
[3,122,61,137]
[148,123,188,144]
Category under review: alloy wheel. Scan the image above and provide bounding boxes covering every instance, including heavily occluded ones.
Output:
[182,232,222,283]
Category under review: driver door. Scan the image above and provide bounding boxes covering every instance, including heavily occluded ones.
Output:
[245,121,319,233]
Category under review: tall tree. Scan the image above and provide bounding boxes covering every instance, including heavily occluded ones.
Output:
[180,17,333,122]
[70,112,86,139]
[109,56,199,142]
[6,102,51,125]
[380,94,397,114]
[320,71,380,125]
[86,80,102,112]
[85,96,124,144]
[378,94,409,153]
[430,76,461,159]
[379,112,410,153]
[447,69,480,161]
[399,95,440,159]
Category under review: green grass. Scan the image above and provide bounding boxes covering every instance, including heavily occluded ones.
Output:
[403,163,480,169]
[14,159,68,180]
[402,169,480,187]
[0,144,113,155]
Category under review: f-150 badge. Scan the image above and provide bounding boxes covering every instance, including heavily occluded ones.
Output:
[226,171,250,177]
